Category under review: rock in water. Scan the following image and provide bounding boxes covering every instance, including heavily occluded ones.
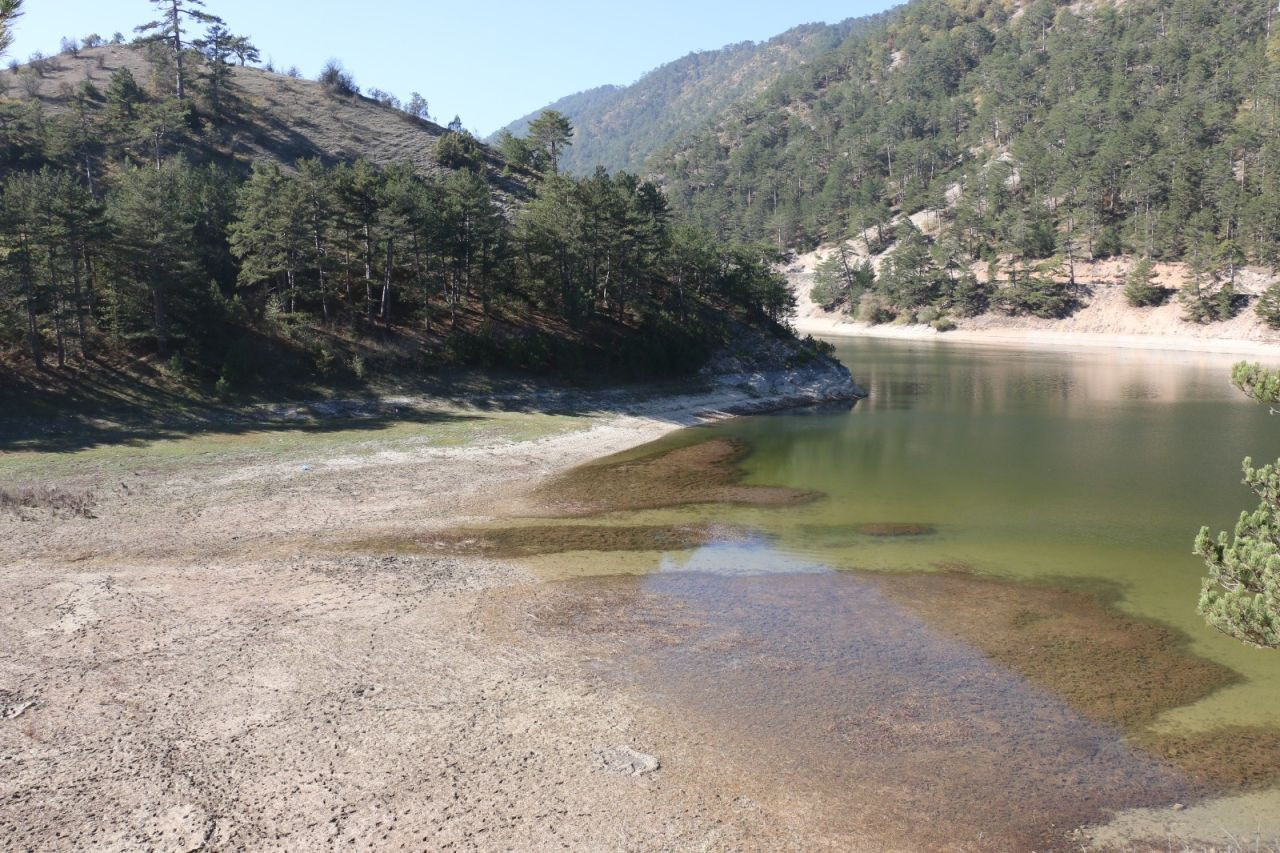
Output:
[596,745,660,776]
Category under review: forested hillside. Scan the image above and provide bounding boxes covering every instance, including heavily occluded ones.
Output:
[0,2,811,398]
[655,0,1280,326]
[489,18,878,176]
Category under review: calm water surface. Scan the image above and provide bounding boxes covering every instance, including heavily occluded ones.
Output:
[726,338,1280,732]
[520,337,1280,847]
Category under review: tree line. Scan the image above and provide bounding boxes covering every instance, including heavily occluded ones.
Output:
[0,0,794,386]
[659,0,1280,324]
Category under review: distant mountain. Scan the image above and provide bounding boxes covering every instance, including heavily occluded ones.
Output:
[489,18,885,176]
[654,0,1280,273]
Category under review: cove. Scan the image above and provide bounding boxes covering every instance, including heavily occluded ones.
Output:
[488,338,1280,848]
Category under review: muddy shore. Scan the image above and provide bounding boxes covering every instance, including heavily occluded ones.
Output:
[1,365,870,851]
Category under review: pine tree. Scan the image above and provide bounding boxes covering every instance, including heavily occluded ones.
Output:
[878,224,940,311]
[527,110,574,175]
[105,67,146,125]
[1,170,46,366]
[1124,257,1166,307]
[229,163,308,313]
[107,161,205,353]
[1195,364,1280,649]
[135,0,222,101]
[812,244,871,311]
[0,0,21,60]
[193,22,235,114]
[228,34,258,66]
[1256,282,1280,330]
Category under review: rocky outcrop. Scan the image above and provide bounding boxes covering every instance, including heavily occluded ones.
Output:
[700,326,866,411]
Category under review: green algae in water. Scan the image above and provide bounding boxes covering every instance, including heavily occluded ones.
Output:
[492,339,1280,847]
[532,436,818,516]
[708,339,1280,736]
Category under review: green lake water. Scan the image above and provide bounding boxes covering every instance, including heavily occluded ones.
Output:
[518,337,1280,846]
[721,338,1280,734]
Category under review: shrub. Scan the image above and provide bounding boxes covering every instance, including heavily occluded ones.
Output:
[949,272,991,317]
[435,132,479,170]
[811,251,872,311]
[318,59,358,96]
[1124,258,1167,307]
[1256,282,1280,330]
[857,292,895,324]
[932,316,957,332]
[1182,282,1243,324]
[1001,272,1075,319]
[916,305,942,325]
[0,486,96,518]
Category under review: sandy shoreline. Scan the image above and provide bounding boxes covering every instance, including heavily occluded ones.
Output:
[4,354,1277,849]
[0,365,865,851]
[796,314,1280,359]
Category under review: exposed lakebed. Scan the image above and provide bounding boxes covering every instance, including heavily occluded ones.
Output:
[468,339,1280,849]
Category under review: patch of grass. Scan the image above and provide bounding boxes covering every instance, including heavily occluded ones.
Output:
[0,486,96,518]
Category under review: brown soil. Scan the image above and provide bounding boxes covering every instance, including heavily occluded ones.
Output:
[0,401,828,851]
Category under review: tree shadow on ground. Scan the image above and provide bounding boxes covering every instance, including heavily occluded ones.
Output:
[0,362,730,455]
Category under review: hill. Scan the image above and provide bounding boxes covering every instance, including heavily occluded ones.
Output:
[0,44,521,195]
[0,35,829,404]
[488,19,878,176]
[648,0,1280,335]
[656,0,1279,256]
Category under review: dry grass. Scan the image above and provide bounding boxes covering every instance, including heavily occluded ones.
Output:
[0,485,96,518]
[0,45,519,192]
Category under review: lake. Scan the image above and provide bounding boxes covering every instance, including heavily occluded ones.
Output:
[509,337,1280,849]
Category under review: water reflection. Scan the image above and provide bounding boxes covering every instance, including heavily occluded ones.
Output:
[508,337,1280,847]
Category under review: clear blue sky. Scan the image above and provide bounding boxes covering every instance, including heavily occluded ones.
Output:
[8,0,896,135]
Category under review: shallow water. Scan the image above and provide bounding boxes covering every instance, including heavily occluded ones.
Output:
[510,339,1280,847]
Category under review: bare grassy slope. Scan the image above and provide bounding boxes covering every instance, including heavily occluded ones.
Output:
[1,45,518,189]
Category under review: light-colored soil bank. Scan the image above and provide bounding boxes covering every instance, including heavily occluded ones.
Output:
[0,367,865,851]
[790,247,1280,358]
[795,313,1280,357]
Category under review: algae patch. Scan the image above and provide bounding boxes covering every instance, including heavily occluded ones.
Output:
[867,571,1240,730]
[532,437,817,516]
[353,522,760,559]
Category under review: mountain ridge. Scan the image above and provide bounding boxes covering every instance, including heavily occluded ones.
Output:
[488,17,886,175]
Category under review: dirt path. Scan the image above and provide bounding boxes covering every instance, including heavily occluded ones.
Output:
[0,374,858,851]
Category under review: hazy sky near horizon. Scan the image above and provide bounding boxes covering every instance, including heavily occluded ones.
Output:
[8,0,896,135]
